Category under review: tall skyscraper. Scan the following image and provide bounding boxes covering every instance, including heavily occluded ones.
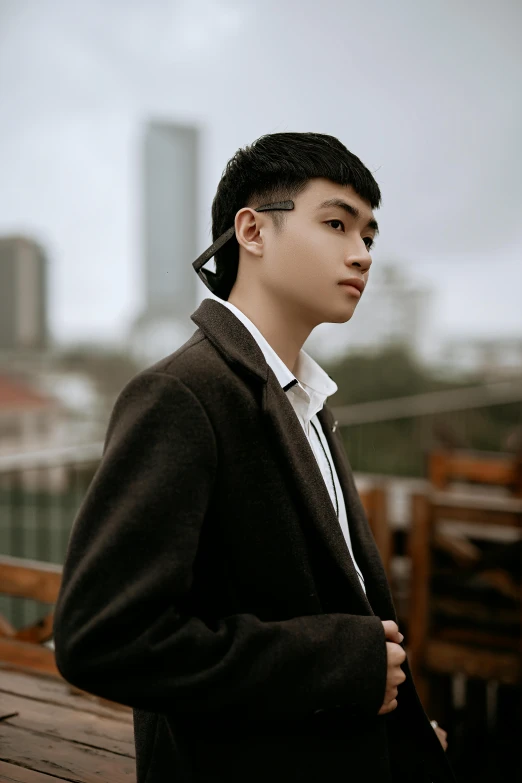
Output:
[0,236,48,352]
[131,122,199,364]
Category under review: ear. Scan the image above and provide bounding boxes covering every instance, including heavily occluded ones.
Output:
[234,207,265,257]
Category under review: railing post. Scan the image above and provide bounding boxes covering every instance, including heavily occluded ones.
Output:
[408,491,432,708]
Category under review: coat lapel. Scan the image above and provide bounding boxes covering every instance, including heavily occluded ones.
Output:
[261,371,373,615]
[317,405,397,622]
[190,298,394,619]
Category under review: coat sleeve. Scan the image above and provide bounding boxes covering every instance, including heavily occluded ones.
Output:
[53,370,388,721]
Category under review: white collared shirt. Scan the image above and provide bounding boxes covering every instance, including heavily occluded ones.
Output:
[219,299,366,594]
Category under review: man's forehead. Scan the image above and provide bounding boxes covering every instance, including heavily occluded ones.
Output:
[299,179,377,227]
[302,179,373,207]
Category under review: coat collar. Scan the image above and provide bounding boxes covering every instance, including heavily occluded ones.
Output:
[191,297,273,385]
[191,298,396,620]
[218,298,338,401]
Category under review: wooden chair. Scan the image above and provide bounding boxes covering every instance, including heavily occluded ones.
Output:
[0,554,62,676]
[0,555,136,780]
[407,488,522,716]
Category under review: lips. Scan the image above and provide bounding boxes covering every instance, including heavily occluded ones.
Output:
[339,278,365,295]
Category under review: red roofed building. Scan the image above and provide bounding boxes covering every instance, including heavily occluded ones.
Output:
[0,374,61,455]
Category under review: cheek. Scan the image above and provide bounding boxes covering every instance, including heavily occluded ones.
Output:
[273,233,330,288]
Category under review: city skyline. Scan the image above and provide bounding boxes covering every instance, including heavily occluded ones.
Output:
[0,0,520,347]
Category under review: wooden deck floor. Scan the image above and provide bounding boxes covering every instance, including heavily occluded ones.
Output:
[0,664,135,782]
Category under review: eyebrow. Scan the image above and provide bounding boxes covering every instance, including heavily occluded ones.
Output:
[317,198,379,234]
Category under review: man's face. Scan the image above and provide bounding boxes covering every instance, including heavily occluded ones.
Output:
[256,178,378,328]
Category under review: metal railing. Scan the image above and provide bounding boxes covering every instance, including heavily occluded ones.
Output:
[1,379,520,626]
[0,444,102,628]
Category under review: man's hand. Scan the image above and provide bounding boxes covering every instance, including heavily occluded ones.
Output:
[378,620,406,715]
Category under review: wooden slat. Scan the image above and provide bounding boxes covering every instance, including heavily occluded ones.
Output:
[0,614,16,637]
[425,640,521,684]
[436,518,521,542]
[431,597,520,626]
[0,760,62,782]
[435,627,520,652]
[14,613,54,645]
[432,529,482,566]
[407,493,431,695]
[361,486,392,575]
[0,640,58,677]
[0,692,134,757]
[429,450,522,495]
[0,667,133,724]
[478,568,520,600]
[431,488,522,511]
[433,501,522,527]
[0,556,62,603]
[0,724,136,782]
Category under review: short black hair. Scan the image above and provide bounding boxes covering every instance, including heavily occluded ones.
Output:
[211,132,381,300]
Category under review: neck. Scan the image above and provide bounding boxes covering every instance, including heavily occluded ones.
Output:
[226,287,313,375]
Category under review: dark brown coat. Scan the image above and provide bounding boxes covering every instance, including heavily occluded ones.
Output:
[53,298,457,782]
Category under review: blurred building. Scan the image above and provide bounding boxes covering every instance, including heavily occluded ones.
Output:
[0,236,48,353]
[305,265,433,362]
[130,121,199,364]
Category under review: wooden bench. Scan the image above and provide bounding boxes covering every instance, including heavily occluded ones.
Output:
[0,554,136,781]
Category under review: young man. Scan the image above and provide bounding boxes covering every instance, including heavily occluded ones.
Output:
[54,132,455,782]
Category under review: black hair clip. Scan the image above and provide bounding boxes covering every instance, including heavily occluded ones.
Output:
[192,200,294,299]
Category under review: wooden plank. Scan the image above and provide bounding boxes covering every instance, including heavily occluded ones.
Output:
[432,529,482,566]
[0,640,58,677]
[433,502,522,528]
[479,568,520,600]
[0,556,62,604]
[425,640,521,684]
[407,494,431,682]
[429,451,521,490]
[0,724,136,783]
[431,597,520,627]
[0,692,134,757]
[406,492,434,707]
[435,627,520,652]
[437,519,521,543]
[0,760,62,782]
[431,490,522,514]
[0,668,133,724]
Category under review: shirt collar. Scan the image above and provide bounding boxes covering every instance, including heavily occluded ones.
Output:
[218,299,338,414]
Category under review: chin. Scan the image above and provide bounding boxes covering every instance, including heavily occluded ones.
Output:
[328,302,358,324]
[308,297,357,327]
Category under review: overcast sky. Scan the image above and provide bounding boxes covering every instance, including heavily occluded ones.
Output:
[0,0,521,347]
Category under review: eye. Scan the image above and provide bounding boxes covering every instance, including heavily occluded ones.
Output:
[326,219,345,231]
[364,237,375,250]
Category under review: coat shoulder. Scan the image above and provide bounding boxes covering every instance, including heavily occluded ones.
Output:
[131,327,240,404]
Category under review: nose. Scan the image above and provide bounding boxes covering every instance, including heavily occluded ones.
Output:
[344,246,372,274]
